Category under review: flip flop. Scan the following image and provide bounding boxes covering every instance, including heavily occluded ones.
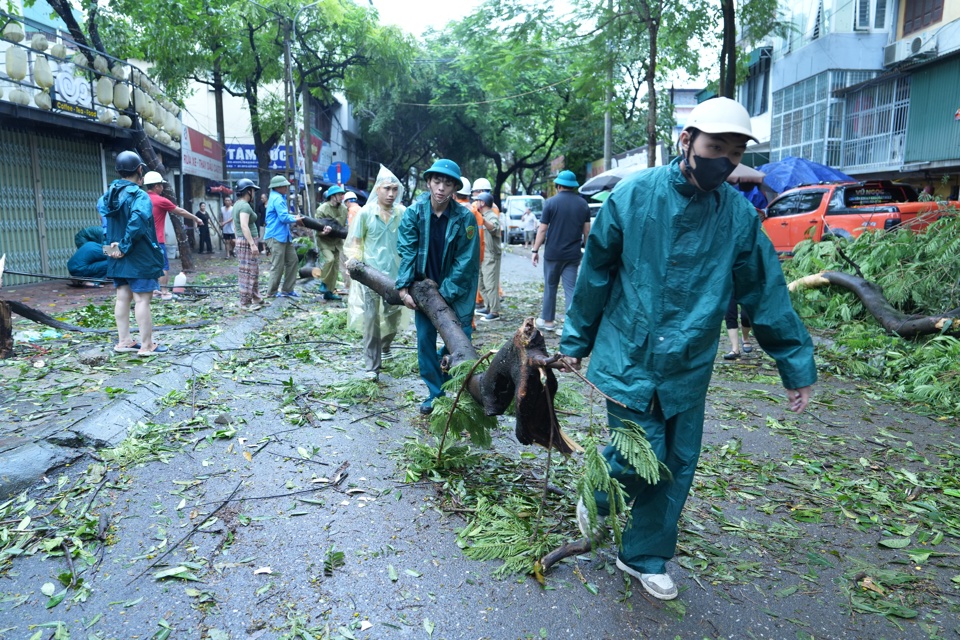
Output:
[114,342,142,353]
[138,344,169,357]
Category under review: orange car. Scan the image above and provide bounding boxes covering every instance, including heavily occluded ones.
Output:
[762,180,958,255]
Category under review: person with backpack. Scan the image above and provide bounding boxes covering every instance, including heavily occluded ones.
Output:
[100,150,166,356]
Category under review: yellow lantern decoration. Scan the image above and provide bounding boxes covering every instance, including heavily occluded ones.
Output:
[33,55,54,89]
[50,42,67,59]
[93,55,108,74]
[5,46,28,81]
[73,51,88,68]
[34,91,51,110]
[2,21,24,43]
[96,76,113,105]
[98,109,114,124]
[117,114,132,128]
[114,83,130,110]
[8,88,30,105]
[30,33,48,51]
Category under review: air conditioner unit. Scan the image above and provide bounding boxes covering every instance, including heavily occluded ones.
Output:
[883,35,938,67]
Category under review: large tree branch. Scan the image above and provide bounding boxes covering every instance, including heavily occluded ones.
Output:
[789,271,960,337]
[346,260,581,454]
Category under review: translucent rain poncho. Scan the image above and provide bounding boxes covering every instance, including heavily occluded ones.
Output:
[346,165,410,332]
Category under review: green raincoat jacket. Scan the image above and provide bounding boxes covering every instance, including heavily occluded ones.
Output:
[396,194,480,325]
[560,158,816,418]
[100,179,164,280]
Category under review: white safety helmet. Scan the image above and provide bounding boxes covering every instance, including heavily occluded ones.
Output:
[457,177,472,196]
[143,171,164,186]
[682,97,757,142]
[344,191,358,202]
[472,177,492,192]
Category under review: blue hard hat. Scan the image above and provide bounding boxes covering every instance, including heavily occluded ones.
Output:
[423,159,463,190]
[554,170,579,188]
[326,185,345,198]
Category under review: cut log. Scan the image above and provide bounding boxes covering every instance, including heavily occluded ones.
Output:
[300,216,348,240]
[789,270,960,337]
[346,259,581,454]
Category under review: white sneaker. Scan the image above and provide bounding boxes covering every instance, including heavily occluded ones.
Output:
[362,370,379,382]
[535,318,556,332]
[616,559,678,600]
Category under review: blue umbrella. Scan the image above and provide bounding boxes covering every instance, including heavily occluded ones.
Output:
[757,156,854,193]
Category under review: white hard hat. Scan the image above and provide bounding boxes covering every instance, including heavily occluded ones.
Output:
[472,177,492,191]
[344,191,357,201]
[143,171,164,186]
[457,177,472,196]
[683,97,757,143]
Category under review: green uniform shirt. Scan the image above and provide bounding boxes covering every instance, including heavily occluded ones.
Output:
[316,201,348,248]
[559,158,817,418]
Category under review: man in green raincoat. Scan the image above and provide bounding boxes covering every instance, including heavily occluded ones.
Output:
[559,98,816,601]
[396,159,480,415]
[316,185,349,301]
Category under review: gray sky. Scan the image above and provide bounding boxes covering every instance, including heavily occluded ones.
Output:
[369,0,484,37]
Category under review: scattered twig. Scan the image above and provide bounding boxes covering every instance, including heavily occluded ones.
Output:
[126,480,242,584]
[61,539,77,588]
[538,538,593,572]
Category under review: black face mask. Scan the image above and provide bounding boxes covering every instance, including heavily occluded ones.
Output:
[684,147,736,192]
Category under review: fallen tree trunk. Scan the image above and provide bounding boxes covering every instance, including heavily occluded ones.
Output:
[1,300,210,335]
[345,259,580,454]
[789,271,960,337]
[300,216,348,240]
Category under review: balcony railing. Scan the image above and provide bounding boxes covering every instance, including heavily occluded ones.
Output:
[1,9,181,150]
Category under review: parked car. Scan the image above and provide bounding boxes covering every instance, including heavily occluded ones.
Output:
[502,195,545,244]
[762,180,958,255]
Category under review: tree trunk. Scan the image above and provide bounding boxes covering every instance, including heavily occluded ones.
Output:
[0,301,12,359]
[130,125,195,271]
[1,299,209,334]
[789,271,960,337]
[719,0,737,98]
[345,259,581,454]
[300,216,348,239]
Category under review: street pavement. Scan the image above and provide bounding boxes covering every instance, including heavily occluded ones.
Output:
[0,246,951,639]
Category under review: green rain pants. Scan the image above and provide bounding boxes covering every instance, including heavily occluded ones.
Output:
[594,397,705,575]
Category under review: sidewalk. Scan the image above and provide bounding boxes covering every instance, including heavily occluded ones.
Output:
[0,251,264,498]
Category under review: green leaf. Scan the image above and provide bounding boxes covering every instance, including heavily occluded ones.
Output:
[404,569,422,578]
[388,565,398,582]
[878,537,911,549]
[40,582,56,597]
[423,618,435,636]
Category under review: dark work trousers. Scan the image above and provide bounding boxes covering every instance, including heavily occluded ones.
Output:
[540,258,580,322]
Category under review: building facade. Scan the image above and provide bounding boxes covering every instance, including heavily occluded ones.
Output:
[743,0,960,196]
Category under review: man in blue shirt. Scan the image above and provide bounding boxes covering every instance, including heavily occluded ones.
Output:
[264,175,303,298]
[396,159,480,414]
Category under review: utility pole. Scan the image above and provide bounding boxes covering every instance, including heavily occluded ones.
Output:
[293,1,321,216]
[603,0,613,171]
[302,83,314,216]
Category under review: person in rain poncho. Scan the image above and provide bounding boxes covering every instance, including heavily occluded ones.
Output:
[346,166,408,381]
[560,98,816,601]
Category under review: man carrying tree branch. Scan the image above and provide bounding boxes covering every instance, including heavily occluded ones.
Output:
[559,98,816,601]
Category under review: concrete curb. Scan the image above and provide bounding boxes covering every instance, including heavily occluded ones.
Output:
[0,301,286,499]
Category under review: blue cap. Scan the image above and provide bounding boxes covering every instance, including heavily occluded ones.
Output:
[554,170,579,188]
[423,159,463,190]
[326,185,345,198]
